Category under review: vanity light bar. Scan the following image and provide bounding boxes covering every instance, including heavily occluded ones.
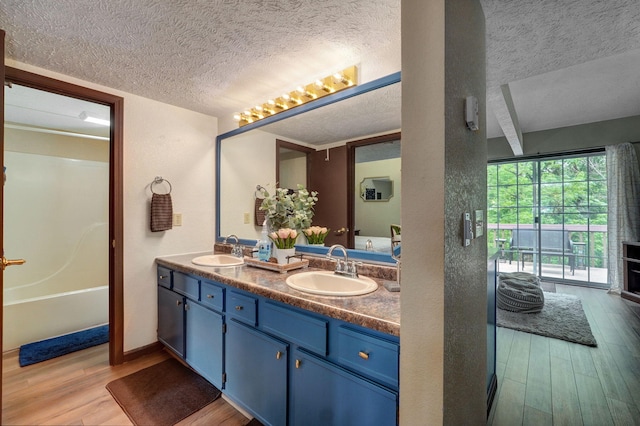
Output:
[234,65,358,127]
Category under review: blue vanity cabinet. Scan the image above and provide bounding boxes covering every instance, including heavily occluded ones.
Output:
[156,264,399,426]
[185,300,224,389]
[157,285,185,357]
[290,348,398,426]
[224,319,289,426]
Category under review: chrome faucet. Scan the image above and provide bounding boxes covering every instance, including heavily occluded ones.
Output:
[223,234,243,257]
[326,244,359,278]
[365,239,373,251]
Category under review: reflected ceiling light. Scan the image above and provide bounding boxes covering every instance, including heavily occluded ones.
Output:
[79,111,110,126]
[234,65,358,127]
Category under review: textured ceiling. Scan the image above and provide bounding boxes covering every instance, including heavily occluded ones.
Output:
[1,0,640,144]
[1,0,400,132]
[482,0,640,139]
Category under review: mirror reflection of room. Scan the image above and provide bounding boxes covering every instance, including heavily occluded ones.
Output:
[218,76,401,260]
[353,139,401,253]
[277,140,311,190]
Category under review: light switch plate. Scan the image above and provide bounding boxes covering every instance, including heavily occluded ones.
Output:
[474,209,484,238]
[463,212,473,246]
[243,212,250,224]
[173,213,183,226]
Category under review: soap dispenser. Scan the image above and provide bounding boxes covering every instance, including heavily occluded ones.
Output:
[258,220,272,261]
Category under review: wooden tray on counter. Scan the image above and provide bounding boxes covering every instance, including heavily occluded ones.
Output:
[243,256,309,273]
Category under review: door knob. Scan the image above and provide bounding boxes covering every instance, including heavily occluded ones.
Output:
[334,227,348,236]
[1,257,26,271]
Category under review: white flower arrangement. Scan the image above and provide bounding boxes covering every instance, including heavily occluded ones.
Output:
[259,184,318,231]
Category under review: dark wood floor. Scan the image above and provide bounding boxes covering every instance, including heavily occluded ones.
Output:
[2,345,249,425]
[488,284,640,426]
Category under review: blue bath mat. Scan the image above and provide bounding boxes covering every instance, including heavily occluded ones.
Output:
[19,324,109,367]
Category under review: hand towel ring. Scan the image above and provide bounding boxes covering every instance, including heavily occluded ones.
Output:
[255,184,267,199]
[151,176,172,195]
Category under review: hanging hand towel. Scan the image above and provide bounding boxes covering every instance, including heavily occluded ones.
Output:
[150,193,173,232]
[255,197,266,226]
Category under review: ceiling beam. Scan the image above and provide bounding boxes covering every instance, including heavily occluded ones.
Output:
[488,84,524,156]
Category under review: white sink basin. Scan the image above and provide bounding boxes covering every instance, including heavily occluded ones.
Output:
[192,254,244,267]
[286,271,378,296]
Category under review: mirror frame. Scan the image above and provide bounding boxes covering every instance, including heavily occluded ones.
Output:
[360,177,394,202]
[215,71,401,264]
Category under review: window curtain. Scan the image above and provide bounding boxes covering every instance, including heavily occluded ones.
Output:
[606,143,640,293]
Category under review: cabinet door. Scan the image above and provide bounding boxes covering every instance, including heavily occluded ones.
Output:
[157,286,185,357]
[186,301,223,389]
[225,320,288,426]
[291,348,398,426]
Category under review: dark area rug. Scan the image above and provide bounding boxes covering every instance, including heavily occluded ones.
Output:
[19,324,109,367]
[497,292,597,347]
[106,358,221,426]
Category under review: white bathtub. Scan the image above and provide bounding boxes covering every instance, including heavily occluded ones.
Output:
[2,220,109,351]
[3,286,109,351]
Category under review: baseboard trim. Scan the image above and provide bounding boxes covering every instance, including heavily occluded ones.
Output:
[123,341,164,362]
[487,373,498,418]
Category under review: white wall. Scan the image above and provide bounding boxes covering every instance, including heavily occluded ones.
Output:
[219,130,276,240]
[401,1,446,422]
[279,153,306,189]
[7,60,218,352]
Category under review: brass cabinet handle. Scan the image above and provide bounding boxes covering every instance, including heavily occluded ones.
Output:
[358,351,369,360]
[1,257,26,271]
[206,294,214,299]
[276,351,282,360]
[176,300,182,306]
[235,305,243,311]
[295,359,301,369]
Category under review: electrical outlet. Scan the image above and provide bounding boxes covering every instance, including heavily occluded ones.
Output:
[173,213,183,226]
[243,212,250,224]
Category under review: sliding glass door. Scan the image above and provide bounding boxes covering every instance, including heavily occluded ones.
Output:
[488,153,607,287]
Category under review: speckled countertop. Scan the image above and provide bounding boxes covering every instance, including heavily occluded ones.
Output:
[155,250,400,336]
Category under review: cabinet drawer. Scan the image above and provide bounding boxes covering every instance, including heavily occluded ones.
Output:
[157,266,172,289]
[173,272,199,300]
[336,326,399,388]
[200,281,224,312]
[262,301,328,356]
[227,291,257,326]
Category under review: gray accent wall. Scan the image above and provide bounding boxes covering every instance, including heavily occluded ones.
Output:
[488,115,640,160]
[444,0,488,423]
[401,0,488,424]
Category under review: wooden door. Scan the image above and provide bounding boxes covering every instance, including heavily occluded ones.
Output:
[309,146,349,247]
[4,66,125,365]
[1,28,6,414]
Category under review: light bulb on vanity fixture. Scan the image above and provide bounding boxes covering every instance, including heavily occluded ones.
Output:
[233,65,358,127]
[332,72,353,86]
[79,111,110,126]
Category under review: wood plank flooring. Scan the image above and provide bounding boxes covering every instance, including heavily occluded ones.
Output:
[489,284,640,426]
[2,345,249,425]
[5,284,637,425]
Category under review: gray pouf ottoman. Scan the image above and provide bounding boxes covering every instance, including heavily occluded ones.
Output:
[497,272,544,313]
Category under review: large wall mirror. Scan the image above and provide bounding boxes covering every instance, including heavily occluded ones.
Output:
[216,72,401,263]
